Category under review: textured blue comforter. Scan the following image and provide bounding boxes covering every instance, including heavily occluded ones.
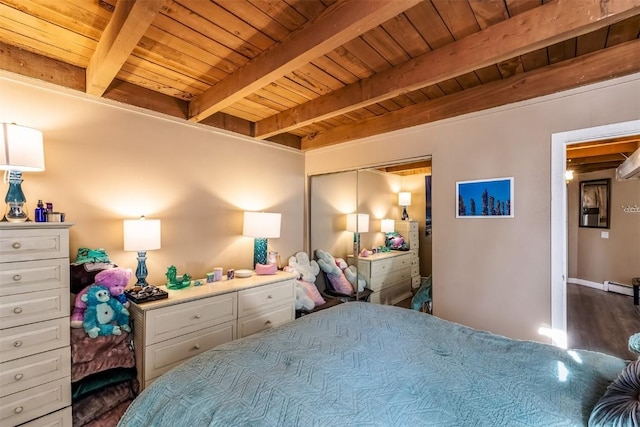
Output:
[119,302,627,426]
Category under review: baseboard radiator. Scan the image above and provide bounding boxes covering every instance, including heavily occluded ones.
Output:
[605,280,634,297]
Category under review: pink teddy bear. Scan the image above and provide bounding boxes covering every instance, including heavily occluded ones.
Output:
[70,267,132,328]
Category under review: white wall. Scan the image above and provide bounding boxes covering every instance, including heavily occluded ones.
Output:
[0,72,305,286]
[306,73,640,342]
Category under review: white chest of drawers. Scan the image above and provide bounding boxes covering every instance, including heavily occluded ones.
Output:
[0,223,72,427]
[128,271,296,390]
[348,251,412,305]
[394,220,421,288]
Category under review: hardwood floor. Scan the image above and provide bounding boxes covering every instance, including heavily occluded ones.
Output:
[567,283,640,360]
[396,283,640,360]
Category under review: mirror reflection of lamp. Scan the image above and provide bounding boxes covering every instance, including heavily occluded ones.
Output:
[243,211,281,268]
[346,213,369,256]
[0,123,45,222]
[124,216,162,287]
[380,218,394,247]
[398,192,412,220]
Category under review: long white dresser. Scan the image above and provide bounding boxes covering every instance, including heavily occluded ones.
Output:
[394,220,421,288]
[0,223,73,427]
[128,271,296,390]
[347,251,412,305]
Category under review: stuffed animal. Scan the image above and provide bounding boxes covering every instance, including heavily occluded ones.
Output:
[287,252,320,283]
[411,276,432,313]
[71,267,132,328]
[335,257,366,292]
[294,282,315,311]
[82,285,131,338]
[315,249,354,295]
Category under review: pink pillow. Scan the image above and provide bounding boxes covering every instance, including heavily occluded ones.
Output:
[327,272,354,295]
[256,263,276,275]
[297,280,326,307]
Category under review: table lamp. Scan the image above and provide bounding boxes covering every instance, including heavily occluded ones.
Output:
[398,192,411,220]
[346,213,369,255]
[380,218,394,247]
[0,123,45,222]
[243,211,281,268]
[124,216,161,286]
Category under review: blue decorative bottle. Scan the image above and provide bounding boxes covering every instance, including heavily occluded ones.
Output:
[35,199,46,222]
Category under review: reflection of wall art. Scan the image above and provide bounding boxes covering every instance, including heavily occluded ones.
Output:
[456,177,514,218]
[579,178,610,228]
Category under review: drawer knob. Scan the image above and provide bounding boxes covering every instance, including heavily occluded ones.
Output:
[11,242,21,250]
[14,406,23,414]
[14,373,23,381]
[13,307,23,314]
[13,340,22,348]
[192,343,201,350]
[267,295,273,299]
[12,274,22,282]
[265,320,272,325]
[194,314,201,319]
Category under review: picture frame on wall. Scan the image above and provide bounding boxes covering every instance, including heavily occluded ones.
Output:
[456,177,514,218]
[579,178,610,229]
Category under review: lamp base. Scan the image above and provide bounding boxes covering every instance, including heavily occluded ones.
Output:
[401,206,409,221]
[134,251,150,287]
[253,238,268,268]
[4,171,28,222]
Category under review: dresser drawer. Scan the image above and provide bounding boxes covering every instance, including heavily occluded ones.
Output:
[0,289,69,330]
[0,228,69,263]
[369,256,411,277]
[368,267,412,292]
[19,406,71,427]
[238,280,294,318]
[145,320,235,381]
[0,347,70,397]
[237,303,294,338]
[406,231,419,247]
[411,265,420,277]
[0,259,69,297]
[145,292,236,345]
[0,377,71,427]
[0,318,70,363]
[370,282,412,305]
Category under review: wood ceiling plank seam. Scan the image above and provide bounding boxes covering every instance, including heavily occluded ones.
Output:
[252,87,301,109]
[282,0,329,21]
[547,38,577,65]
[605,14,640,47]
[273,75,322,101]
[0,0,107,41]
[160,1,258,60]
[310,55,361,86]
[118,56,209,96]
[380,13,431,57]
[216,0,296,41]
[301,38,640,150]
[453,72,482,90]
[219,105,263,122]
[390,94,418,109]
[377,98,403,112]
[404,0,455,50]
[234,95,282,114]
[431,0,482,41]
[285,69,332,96]
[325,46,376,80]
[116,69,195,101]
[436,78,463,96]
[0,28,89,68]
[473,64,503,84]
[0,3,98,58]
[295,62,347,92]
[575,27,609,57]
[246,0,309,32]
[85,0,166,96]
[189,0,422,122]
[143,23,238,79]
[519,47,549,72]
[244,93,291,113]
[177,0,278,50]
[360,25,412,66]
[468,0,510,29]
[421,85,446,100]
[62,0,114,21]
[260,80,312,105]
[403,89,430,104]
[496,56,525,79]
[152,14,247,73]
[256,1,640,139]
[340,37,393,74]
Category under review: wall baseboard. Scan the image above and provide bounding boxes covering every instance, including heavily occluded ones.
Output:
[605,281,634,297]
[568,277,605,290]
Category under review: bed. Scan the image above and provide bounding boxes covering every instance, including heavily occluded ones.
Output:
[118,302,634,426]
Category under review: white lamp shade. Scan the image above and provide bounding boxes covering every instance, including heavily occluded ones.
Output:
[380,218,395,233]
[346,213,369,233]
[243,211,281,238]
[124,217,162,251]
[398,192,412,206]
[0,123,45,172]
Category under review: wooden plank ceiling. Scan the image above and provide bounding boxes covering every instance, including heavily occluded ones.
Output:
[1,0,639,172]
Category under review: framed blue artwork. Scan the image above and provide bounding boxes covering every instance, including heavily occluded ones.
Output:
[456,177,514,218]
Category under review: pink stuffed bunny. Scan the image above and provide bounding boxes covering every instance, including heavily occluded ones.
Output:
[70,267,132,328]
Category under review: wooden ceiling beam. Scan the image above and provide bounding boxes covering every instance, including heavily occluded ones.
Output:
[566,142,640,159]
[567,154,630,166]
[301,38,640,150]
[258,0,640,139]
[86,0,166,96]
[188,0,421,123]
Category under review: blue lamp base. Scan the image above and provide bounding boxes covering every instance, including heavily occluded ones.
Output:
[134,250,150,286]
[253,238,268,267]
[4,170,28,222]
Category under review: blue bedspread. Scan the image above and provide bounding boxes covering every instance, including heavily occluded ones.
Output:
[119,302,627,426]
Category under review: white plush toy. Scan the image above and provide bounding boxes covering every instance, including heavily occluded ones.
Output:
[335,257,366,292]
[287,252,320,283]
[295,282,314,311]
